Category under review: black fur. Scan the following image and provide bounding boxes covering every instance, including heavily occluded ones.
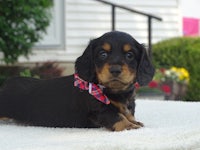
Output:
[136,44,155,86]
[0,31,154,131]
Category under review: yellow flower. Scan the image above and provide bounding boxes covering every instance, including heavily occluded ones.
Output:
[169,67,190,83]
[179,68,190,82]
[171,67,178,72]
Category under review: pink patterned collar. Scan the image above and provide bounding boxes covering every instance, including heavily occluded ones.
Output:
[74,74,110,105]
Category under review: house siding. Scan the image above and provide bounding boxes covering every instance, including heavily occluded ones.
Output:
[65,0,180,60]
[18,0,180,63]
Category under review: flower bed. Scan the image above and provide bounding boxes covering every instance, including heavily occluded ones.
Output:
[138,67,190,100]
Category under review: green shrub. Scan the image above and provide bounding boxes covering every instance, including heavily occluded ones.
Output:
[152,37,200,101]
[0,0,53,64]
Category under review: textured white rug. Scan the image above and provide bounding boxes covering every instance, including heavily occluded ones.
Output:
[0,100,200,150]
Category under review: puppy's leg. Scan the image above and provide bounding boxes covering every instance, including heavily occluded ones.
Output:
[112,113,140,131]
[90,108,140,131]
[110,100,144,127]
[125,112,144,127]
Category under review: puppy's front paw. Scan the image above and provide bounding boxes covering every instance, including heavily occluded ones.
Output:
[112,114,141,131]
[131,120,144,127]
[136,121,144,127]
[113,120,141,131]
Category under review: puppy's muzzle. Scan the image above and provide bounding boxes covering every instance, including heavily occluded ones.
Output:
[109,65,122,77]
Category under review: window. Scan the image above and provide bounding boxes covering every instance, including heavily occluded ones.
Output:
[35,0,65,49]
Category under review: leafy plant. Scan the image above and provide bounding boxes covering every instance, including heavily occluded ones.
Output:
[19,69,39,78]
[152,37,200,101]
[0,0,53,64]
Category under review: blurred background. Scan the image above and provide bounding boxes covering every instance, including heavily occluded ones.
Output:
[0,0,199,101]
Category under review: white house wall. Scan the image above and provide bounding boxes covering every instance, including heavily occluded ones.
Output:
[18,0,181,63]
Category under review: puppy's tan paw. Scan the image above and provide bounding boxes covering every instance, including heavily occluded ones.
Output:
[131,120,144,127]
[112,114,141,131]
[136,121,144,127]
[113,121,141,131]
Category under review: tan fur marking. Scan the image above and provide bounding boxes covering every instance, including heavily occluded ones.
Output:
[110,100,133,121]
[121,64,135,83]
[102,43,111,52]
[96,63,110,84]
[123,44,132,52]
[113,113,140,131]
[96,63,136,89]
[0,117,10,121]
[110,100,144,127]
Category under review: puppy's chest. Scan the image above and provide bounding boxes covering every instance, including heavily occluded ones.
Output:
[104,90,134,104]
[104,90,135,113]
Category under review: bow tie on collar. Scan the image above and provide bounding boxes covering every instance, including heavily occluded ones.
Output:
[74,74,110,105]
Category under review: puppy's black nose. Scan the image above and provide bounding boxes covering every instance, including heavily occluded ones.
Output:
[109,65,122,77]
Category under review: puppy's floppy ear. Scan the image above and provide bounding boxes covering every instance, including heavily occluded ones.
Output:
[136,44,155,86]
[75,39,97,82]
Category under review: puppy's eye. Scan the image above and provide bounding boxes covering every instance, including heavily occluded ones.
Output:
[125,52,134,61]
[98,51,108,60]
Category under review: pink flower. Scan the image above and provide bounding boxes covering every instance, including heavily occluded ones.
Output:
[148,81,158,88]
[134,82,140,89]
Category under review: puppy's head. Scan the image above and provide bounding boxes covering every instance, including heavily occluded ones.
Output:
[75,31,154,92]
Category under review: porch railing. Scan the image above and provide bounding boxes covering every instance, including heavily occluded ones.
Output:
[94,0,162,56]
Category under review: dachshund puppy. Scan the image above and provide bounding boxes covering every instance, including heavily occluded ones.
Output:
[0,31,154,131]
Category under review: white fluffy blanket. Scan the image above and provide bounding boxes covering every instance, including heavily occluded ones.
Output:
[0,100,200,150]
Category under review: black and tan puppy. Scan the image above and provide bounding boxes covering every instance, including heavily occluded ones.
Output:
[0,31,154,131]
